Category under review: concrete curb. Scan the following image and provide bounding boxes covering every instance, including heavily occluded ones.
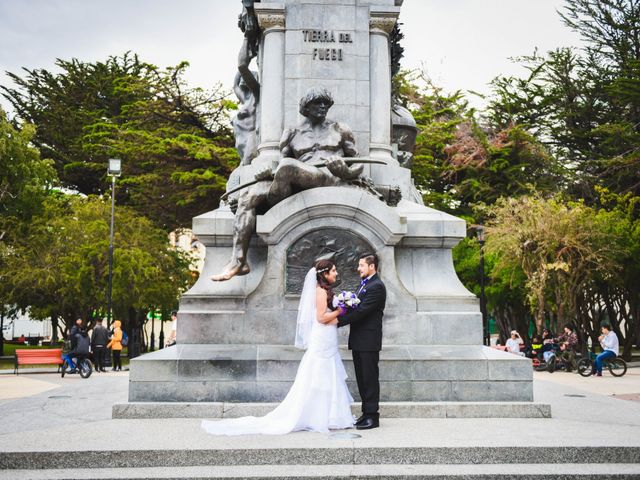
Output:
[112,401,552,419]
[4,463,640,479]
[2,446,640,470]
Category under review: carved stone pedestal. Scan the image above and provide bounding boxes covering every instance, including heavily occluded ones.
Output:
[128,187,534,405]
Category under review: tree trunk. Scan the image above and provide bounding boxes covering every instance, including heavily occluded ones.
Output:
[142,314,149,353]
[535,309,545,337]
[0,311,4,356]
[127,307,142,359]
[49,313,59,346]
[139,309,148,353]
[493,307,510,345]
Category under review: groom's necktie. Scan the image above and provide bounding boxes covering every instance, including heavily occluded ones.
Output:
[357,278,369,296]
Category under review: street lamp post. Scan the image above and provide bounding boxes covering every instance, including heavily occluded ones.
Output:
[477,226,489,346]
[159,319,165,350]
[106,159,121,326]
[0,310,4,356]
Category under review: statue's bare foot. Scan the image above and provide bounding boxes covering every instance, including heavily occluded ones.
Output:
[210,261,250,282]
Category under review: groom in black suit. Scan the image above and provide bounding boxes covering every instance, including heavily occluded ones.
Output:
[337,253,386,430]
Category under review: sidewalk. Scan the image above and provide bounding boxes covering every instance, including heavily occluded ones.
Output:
[0,367,639,478]
[0,370,128,435]
[0,367,638,439]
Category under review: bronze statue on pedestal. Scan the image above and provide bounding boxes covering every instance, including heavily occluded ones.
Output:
[212,88,400,282]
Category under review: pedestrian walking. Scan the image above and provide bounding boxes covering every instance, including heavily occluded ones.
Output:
[91,318,109,372]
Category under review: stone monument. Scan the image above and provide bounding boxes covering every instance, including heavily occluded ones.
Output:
[127,0,535,407]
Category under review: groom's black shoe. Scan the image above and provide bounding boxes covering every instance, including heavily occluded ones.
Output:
[355,417,379,430]
[355,415,367,425]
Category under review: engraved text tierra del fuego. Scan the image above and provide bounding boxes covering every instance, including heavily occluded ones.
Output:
[302,30,353,61]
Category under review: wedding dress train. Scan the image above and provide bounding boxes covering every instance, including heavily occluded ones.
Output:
[201,270,355,435]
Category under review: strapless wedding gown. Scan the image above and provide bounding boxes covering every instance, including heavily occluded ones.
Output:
[201,316,355,435]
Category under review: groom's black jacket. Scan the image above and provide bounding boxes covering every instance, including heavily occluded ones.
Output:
[337,273,386,351]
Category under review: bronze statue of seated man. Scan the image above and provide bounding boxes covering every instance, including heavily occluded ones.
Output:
[212,87,397,282]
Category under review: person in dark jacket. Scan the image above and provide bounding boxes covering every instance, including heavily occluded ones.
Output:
[65,318,83,373]
[69,318,83,349]
[556,324,579,372]
[337,253,386,430]
[91,319,109,372]
[74,327,91,358]
[63,320,90,373]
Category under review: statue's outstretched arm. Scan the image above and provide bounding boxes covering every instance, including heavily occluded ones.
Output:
[279,128,296,159]
[237,39,260,100]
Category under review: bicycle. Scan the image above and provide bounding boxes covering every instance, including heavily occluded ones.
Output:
[61,353,93,379]
[577,352,627,377]
[534,351,580,373]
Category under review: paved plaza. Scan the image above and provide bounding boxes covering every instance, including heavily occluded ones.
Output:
[0,365,639,478]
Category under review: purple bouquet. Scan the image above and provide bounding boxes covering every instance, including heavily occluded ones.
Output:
[332,291,361,310]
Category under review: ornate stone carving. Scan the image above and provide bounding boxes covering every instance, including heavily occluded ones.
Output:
[286,229,374,295]
[369,14,398,34]
[257,12,285,31]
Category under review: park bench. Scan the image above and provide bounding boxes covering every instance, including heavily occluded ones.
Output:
[14,348,63,374]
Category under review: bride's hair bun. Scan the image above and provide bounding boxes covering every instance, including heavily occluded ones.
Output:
[314,259,334,276]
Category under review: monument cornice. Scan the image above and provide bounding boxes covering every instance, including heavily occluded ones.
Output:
[369,7,400,34]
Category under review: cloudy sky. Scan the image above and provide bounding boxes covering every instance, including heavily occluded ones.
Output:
[0,0,583,112]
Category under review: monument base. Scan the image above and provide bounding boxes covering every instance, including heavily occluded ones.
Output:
[128,344,534,403]
[128,187,536,410]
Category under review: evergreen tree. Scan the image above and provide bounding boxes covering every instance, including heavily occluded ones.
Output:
[2,53,237,230]
[0,109,57,351]
[487,0,640,199]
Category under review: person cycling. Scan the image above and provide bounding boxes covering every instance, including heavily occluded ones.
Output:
[556,324,579,372]
[594,324,619,377]
[63,321,91,373]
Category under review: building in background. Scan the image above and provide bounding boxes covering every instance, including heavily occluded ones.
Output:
[169,229,205,273]
[142,229,205,349]
[1,310,52,342]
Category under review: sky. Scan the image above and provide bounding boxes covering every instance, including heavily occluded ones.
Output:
[0,0,583,113]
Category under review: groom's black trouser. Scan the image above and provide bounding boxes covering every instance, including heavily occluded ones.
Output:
[352,350,380,416]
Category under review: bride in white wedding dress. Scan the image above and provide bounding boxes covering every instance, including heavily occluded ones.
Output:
[201,259,355,435]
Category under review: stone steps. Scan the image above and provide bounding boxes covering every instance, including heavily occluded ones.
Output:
[2,446,639,470]
[4,463,640,479]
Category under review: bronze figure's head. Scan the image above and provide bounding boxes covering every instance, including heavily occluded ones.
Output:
[299,87,334,116]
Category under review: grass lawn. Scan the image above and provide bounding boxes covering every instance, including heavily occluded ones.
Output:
[2,343,60,355]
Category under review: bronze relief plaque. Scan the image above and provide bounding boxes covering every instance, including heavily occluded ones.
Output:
[286,228,374,294]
